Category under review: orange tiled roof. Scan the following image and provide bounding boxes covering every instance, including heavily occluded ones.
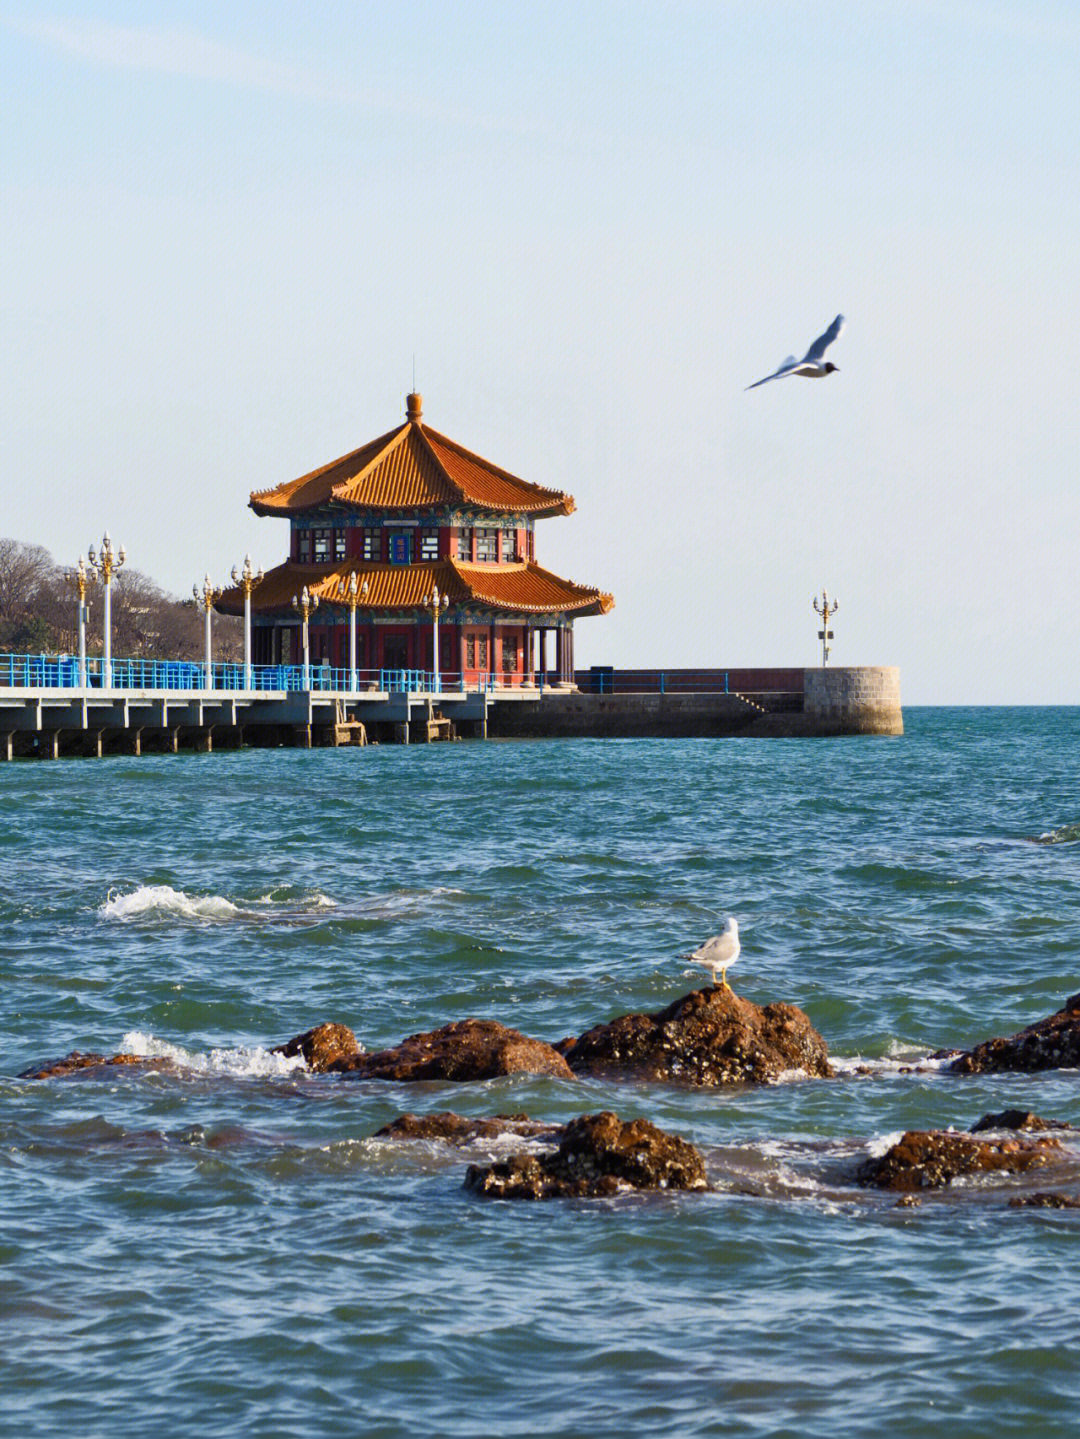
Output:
[249,398,573,518]
[217,559,613,619]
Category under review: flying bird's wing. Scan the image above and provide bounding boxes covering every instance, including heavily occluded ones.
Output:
[745,355,798,390]
[802,314,845,363]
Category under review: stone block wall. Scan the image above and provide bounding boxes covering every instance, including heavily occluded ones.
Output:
[803,667,903,735]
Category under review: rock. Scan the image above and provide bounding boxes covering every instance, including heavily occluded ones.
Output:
[556,986,832,1086]
[464,1111,709,1199]
[970,1109,1072,1134]
[951,993,1080,1074]
[373,1112,562,1143]
[1008,1192,1080,1209]
[18,1051,170,1080]
[273,1022,360,1073]
[333,1019,575,1082]
[857,1130,1062,1191]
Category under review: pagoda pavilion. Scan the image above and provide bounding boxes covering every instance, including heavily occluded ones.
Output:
[218,394,612,686]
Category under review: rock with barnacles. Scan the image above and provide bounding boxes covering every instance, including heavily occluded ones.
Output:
[856,1130,1062,1191]
[556,986,832,1086]
[951,993,1080,1074]
[272,1022,360,1073]
[464,1111,708,1199]
[333,1019,575,1082]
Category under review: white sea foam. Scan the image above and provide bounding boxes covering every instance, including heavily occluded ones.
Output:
[1035,822,1080,845]
[866,1130,906,1158]
[99,885,341,924]
[120,1030,307,1078]
[100,885,242,921]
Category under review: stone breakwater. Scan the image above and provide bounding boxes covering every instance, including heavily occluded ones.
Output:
[488,668,903,739]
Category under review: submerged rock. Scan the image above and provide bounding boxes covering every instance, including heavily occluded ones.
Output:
[970,1109,1073,1134]
[556,986,832,1086]
[464,1111,708,1199]
[18,1051,173,1080]
[951,993,1080,1075]
[857,1130,1062,1191]
[1008,1192,1080,1209]
[333,1019,574,1083]
[273,1022,360,1073]
[374,1112,561,1143]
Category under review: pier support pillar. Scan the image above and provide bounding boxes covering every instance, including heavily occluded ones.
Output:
[2,732,14,761]
[43,730,60,759]
[197,727,213,753]
[168,726,180,753]
[293,725,312,749]
[394,722,410,745]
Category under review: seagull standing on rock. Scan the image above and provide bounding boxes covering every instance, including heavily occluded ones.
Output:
[746,314,845,390]
[685,917,741,991]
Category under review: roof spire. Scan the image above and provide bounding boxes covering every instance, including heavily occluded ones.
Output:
[406,392,422,423]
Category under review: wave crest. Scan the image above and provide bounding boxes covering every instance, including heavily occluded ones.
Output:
[100,885,241,921]
[120,1030,308,1078]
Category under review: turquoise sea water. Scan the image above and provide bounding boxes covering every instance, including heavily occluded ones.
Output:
[4,708,1080,1438]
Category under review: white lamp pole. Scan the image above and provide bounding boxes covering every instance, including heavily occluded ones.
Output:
[193,575,222,690]
[87,532,125,688]
[421,586,450,693]
[812,589,838,667]
[64,556,93,687]
[230,554,264,690]
[292,586,319,689]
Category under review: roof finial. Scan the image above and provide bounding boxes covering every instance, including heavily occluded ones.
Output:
[406,391,422,423]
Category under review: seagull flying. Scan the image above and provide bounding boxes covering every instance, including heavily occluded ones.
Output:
[746,314,845,390]
[685,916,740,991]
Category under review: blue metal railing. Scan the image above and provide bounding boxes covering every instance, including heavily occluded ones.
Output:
[0,654,519,696]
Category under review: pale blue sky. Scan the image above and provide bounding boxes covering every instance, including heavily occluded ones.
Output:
[3,2,1078,701]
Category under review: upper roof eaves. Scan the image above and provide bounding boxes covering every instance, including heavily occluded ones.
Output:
[249,408,574,518]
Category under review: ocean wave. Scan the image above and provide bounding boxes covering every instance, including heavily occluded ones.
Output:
[98,885,337,924]
[120,1030,308,1078]
[100,885,242,921]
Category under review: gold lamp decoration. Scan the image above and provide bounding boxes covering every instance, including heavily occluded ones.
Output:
[421,584,450,693]
[87,532,125,688]
[193,575,223,691]
[292,585,320,689]
[64,555,95,687]
[230,554,264,690]
[812,588,838,667]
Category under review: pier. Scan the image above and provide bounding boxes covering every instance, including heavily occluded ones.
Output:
[0,655,901,759]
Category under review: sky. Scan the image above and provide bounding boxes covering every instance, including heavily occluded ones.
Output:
[3,1,1079,703]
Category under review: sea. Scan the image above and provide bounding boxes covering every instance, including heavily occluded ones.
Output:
[4,707,1080,1438]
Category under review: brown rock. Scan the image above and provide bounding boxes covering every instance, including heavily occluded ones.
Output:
[374,1112,562,1143]
[556,986,832,1086]
[18,1051,169,1080]
[273,1022,360,1073]
[464,1111,708,1199]
[857,1130,1062,1191]
[333,1019,575,1082]
[952,993,1080,1074]
[970,1109,1071,1134]
[1008,1192,1080,1209]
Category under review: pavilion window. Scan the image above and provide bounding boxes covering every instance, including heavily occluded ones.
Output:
[500,529,516,562]
[420,528,439,561]
[313,527,331,562]
[297,531,312,563]
[457,527,473,561]
[466,635,475,668]
[334,530,347,560]
[475,527,498,562]
[502,635,519,673]
[362,528,381,561]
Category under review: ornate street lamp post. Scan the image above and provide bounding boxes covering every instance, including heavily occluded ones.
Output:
[230,554,263,690]
[193,575,222,690]
[812,588,838,667]
[345,572,369,692]
[87,532,125,688]
[292,586,319,689]
[64,556,94,687]
[421,585,450,692]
